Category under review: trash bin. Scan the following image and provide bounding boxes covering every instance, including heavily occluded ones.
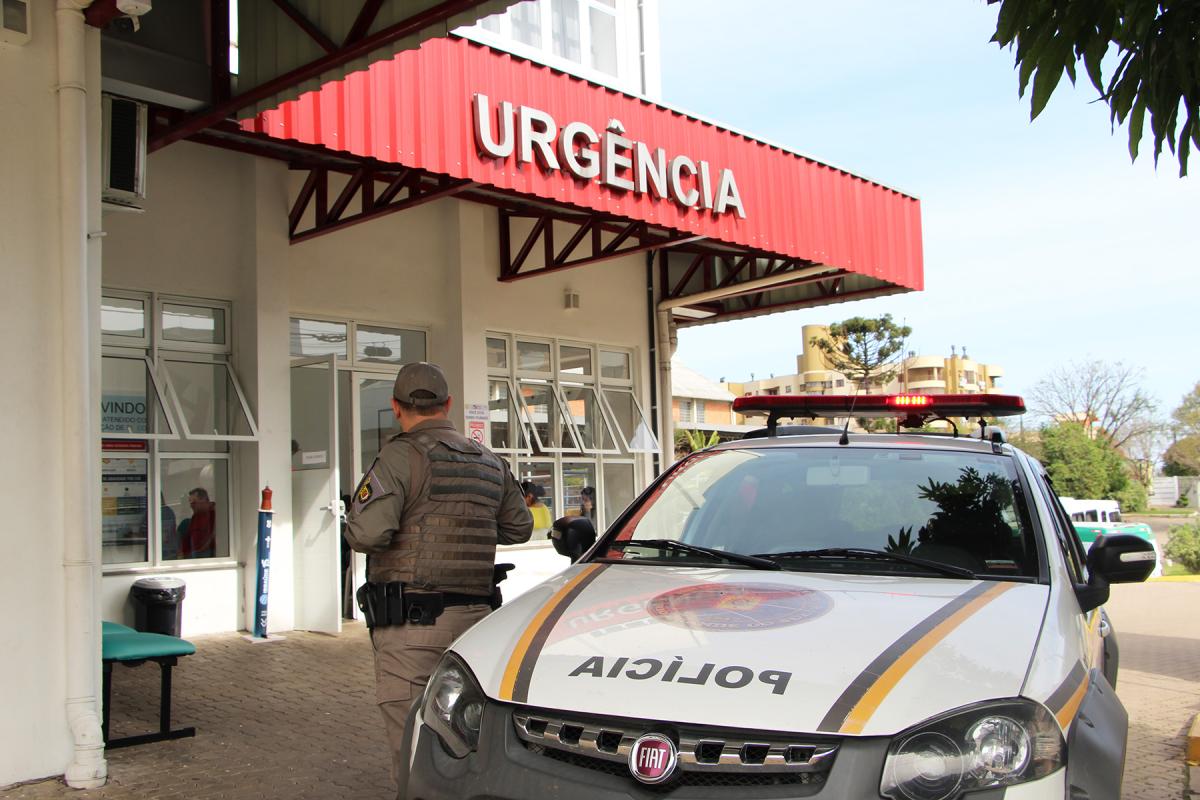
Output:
[130,577,186,637]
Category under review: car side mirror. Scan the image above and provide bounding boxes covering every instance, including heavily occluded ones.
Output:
[550,516,597,563]
[1076,534,1157,612]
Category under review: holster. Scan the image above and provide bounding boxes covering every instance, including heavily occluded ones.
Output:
[357,581,449,628]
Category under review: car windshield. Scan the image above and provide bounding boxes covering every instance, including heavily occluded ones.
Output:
[603,446,1039,579]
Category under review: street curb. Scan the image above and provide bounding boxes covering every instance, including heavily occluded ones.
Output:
[1149,576,1200,583]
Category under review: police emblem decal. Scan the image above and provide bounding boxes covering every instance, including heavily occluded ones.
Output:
[628,733,678,784]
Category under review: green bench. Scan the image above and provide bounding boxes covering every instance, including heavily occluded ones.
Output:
[102,621,196,749]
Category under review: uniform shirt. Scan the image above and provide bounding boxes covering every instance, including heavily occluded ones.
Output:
[343,418,532,556]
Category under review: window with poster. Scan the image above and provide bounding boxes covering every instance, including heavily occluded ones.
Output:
[486,333,654,534]
[100,289,257,569]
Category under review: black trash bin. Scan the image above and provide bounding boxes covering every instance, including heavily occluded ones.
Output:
[130,577,186,637]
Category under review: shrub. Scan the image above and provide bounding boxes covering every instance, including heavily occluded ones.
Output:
[1175,494,1190,508]
[1164,523,1200,573]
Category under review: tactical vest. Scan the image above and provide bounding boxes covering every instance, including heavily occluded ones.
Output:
[368,426,505,596]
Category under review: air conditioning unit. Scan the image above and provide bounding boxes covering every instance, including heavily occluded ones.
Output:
[0,0,31,46]
[102,95,148,211]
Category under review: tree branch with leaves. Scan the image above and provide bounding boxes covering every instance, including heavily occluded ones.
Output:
[989,0,1200,177]
[1028,359,1158,451]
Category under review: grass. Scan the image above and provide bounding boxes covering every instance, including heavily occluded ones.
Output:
[1129,508,1197,518]
[1163,562,1200,578]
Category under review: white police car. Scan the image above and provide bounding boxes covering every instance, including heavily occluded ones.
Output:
[402,394,1156,800]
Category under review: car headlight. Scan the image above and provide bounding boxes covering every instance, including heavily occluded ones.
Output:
[881,699,1063,800]
[420,651,487,758]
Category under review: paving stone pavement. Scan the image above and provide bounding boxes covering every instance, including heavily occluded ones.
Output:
[3,624,395,800]
[4,580,1197,799]
[1108,582,1200,800]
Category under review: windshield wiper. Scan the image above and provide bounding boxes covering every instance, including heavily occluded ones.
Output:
[608,539,782,571]
[752,547,975,579]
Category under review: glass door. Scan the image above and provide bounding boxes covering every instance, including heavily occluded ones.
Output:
[290,355,342,634]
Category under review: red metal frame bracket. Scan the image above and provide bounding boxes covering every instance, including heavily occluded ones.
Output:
[498,210,701,282]
[287,166,473,244]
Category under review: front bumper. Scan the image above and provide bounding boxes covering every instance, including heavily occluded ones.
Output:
[402,703,1040,800]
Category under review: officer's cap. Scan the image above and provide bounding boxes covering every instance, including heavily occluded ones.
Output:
[393,362,450,407]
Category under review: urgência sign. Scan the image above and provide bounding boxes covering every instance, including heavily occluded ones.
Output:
[472,94,746,219]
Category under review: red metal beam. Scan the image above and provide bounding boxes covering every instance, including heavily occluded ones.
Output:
[345,0,386,45]
[327,168,367,222]
[669,253,707,298]
[269,0,338,53]
[150,0,492,153]
[501,230,702,282]
[292,176,474,245]
[289,170,321,236]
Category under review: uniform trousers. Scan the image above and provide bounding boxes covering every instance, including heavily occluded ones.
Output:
[371,603,492,790]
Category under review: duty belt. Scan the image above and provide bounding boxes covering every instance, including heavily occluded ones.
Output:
[356,581,491,629]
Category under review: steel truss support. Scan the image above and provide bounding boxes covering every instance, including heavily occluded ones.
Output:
[287,166,473,244]
[498,210,702,282]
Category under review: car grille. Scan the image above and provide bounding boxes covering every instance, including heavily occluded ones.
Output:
[512,710,838,788]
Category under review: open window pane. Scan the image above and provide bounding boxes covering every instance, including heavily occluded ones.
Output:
[560,384,620,453]
[603,462,636,526]
[102,296,146,341]
[489,379,530,452]
[563,462,597,522]
[101,353,178,439]
[162,359,258,440]
[602,388,659,453]
[517,462,555,534]
[162,303,226,346]
[519,381,580,453]
[101,456,149,565]
[290,318,348,360]
[162,458,229,560]
[356,325,426,365]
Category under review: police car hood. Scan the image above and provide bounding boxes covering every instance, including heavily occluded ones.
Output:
[452,563,1049,736]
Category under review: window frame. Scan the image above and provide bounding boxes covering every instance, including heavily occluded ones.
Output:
[158,352,260,442]
[100,348,182,441]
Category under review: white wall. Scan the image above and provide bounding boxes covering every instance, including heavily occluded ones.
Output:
[0,3,102,786]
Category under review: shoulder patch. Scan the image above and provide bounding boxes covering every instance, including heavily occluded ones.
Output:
[352,467,391,515]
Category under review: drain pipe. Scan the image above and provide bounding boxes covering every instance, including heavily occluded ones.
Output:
[651,253,677,469]
[58,0,107,788]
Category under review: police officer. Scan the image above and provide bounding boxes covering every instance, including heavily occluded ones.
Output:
[343,362,532,784]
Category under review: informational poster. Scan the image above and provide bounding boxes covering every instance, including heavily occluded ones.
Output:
[465,402,488,445]
[101,393,148,435]
[101,457,148,544]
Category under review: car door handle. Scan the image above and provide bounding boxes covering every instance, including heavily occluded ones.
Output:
[1098,617,1112,638]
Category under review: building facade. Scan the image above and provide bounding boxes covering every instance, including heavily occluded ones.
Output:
[0,1,922,787]
[728,324,1004,423]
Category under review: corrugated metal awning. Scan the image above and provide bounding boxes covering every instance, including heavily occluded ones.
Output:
[236,0,521,118]
[240,35,923,324]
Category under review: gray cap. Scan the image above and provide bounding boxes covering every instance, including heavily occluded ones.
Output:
[393,362,450,407]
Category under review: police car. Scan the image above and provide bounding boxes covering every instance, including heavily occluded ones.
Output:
[401,394,1156,800]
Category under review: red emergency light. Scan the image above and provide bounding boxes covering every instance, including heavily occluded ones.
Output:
[732,393,1026,430]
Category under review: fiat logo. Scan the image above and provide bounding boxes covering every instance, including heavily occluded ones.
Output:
[629,733,678,784]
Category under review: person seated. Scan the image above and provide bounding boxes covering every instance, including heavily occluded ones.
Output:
[520,481,553,535]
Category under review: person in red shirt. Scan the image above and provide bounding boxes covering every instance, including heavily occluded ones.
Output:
[179,487,217,558]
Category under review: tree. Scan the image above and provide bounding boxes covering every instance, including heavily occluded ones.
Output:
[810,315,912,393]
[1163,434,1200,476]
[1172,382,1200,434]
[1040,422,1147,510]
[1027,359,1157,451]
[989,0,1200,177]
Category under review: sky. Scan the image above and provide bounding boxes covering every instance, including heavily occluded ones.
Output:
[658,0,1199,417]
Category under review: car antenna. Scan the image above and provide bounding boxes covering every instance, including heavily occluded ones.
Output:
[839,381,866,446]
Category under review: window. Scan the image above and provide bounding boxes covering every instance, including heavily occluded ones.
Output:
[679,399,694,423]
[290,317,427,369]
[100,291,256,569]
[695,401,706,424]
[489,333,648,529]
[464,0,628,86]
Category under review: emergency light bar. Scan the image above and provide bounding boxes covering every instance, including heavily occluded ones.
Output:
[732,393,1026,432]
